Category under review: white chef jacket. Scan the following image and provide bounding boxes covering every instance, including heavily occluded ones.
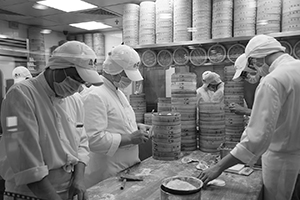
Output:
[0,72,89,199]
[81,76,140,188]
[231,54,300,200]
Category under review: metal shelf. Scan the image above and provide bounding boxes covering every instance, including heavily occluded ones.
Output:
[133,31,300,50]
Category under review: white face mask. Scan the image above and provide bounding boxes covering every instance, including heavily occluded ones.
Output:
[255,63,269,77]
[53,70,83,98]
[112,74,132,89]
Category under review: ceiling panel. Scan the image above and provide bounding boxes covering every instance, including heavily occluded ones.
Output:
[2,2,64,17]
[16,17,58,27]
[0,14,32,22]
[0,0,26,7]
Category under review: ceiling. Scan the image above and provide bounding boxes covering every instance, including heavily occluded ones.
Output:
[0,0,154,35]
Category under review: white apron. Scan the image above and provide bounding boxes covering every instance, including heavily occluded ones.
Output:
[262,150,300,200]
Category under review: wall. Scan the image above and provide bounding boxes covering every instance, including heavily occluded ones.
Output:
[0,19,28,39]
[44,31,67,63]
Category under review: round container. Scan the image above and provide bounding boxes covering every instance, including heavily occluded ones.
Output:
[293,40,300,59]
[142,50,157,67]
[129,93,146,123]
[208,44,226,63]
[227,44,245,63]
[190,48,207,66]
[173,47,190,65]
[157,50,173,67]
[144,112,153,125]
[161,176,203,200]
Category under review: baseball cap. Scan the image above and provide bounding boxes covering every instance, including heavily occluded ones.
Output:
[12,66,32,83]
[232,54,256,80]
[47,41,103,86]
[202,71,221,87]
[103,45,143,81]
[245,34,285,59]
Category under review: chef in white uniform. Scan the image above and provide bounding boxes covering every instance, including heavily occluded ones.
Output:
[82,44,151,188]
[196,71,224,103]
[198,34,300,200]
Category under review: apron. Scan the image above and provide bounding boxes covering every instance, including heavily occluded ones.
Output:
[84,145,140,188]
[262,150,300,200]
[4,167,73,200]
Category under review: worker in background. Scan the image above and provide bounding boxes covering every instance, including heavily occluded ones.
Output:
[0,41,103,200]
[198,34,300,200]
[229,53,270,116]
[12,66,33,84]
[196,71,224,103]
[0,66,33,200]
[81,44,152,188]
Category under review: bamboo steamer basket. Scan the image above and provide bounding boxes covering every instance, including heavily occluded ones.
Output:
[142,50,157,67]
[199,134,225,153]
[129,93,146,123]
[158,97,173,113]
[152,112,182,161]
[144,112,153,125]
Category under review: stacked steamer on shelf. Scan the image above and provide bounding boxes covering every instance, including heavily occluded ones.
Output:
[123,3,139,46]
[155,0,173,44]
[198,102,225,152]
[173,0,192,42]
[152,112,181,161]
[223,66,245,143]
[28,27,46,72]
[212,0,233,39]
[93,33,105,72]
[256,0,281,34]
[83,33,93,49]
[75,34,84,42]
[139,1,156,45]
[192,0,212,41]
[129,93,147,123]
[158,97,172,113]
[171,72,197,151]
[282,0,300,32]
[233,0,256,37]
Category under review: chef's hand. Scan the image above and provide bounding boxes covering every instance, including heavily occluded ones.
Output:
[228,103,246,115]
[68,177,88,200]
[197,165,222,187]
[137,123,153,138]
[130,129,149,145]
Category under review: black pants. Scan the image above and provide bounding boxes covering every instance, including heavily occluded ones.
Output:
[0,178,5,200]
[292,174,300,200]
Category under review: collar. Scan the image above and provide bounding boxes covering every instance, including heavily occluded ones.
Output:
[269,54,296,73]
[102,75,118,91]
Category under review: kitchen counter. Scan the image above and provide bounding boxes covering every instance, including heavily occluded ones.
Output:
[88,150,263,200]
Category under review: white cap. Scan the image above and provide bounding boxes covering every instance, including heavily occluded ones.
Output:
[245,34,286,59]
[103,45,143,81]
[47,41,103,86]
[232,54,256,80]
[202,71,221,87]
[12,66,32,83]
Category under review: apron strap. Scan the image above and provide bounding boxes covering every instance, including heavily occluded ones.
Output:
[4,191,44,200]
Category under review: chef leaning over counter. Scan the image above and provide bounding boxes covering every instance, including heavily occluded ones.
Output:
[198,34,300,200]
[81,44,152,188]
[0,41,103,200]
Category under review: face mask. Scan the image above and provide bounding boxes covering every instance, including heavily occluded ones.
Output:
[113,74,132,89]
[255,63,269,77]
[245,73,260,84]
[53,70,83,98]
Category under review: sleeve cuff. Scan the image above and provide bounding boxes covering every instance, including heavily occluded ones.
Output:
[106,133,121,157]
[230,143,258,167]
[14,166,48,185]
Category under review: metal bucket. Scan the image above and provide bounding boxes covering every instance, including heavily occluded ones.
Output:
[161,176,203,200]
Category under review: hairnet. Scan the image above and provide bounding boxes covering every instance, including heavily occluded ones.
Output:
[245,34,286,59]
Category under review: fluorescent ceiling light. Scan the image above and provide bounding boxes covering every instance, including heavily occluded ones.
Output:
[70,21,112,30]
[32,3,48,10]
[0,34,7,39]
[37,0,97,12]
[40,29,52,34]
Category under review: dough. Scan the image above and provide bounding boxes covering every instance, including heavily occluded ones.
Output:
[165,179,197,190]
